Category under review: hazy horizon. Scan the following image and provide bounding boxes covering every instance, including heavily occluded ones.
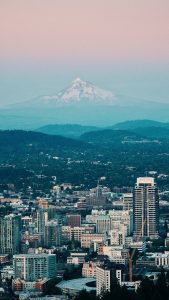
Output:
[0,0,169,108]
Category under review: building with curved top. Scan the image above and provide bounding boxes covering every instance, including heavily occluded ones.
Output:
[56,278,96,296]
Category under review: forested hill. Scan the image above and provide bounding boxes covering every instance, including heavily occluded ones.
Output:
[112,119,169,130]
[0,129,169,191]
[0,130,84,148]
[80,129,146,144]
[36,124,100,138]
[0,130,86,162]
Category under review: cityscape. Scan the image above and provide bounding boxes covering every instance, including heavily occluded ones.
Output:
[0,1,169,300]
[0,174,168,299]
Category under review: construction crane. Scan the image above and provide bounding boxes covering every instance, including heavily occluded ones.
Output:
[129,219,146,282]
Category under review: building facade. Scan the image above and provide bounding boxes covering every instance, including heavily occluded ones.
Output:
[96,264,122,296]
[134,177,159,239]
[0,214,21,255]
[13,253,56,281]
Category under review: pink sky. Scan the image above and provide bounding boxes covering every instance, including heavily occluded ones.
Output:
[0,0,169,63]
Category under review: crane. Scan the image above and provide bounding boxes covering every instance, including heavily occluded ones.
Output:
[129,218,146,282]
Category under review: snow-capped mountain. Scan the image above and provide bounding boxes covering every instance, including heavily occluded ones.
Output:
[1,77,169,129]
[35,78,116,106]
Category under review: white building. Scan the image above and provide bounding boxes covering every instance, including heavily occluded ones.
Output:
[155,252,169,267]
[62,226,94,243]
[81,233,105,249]
[102,246,129,265]
[96,265,122,296]
[108,229,125,246]
[67,252,87,265]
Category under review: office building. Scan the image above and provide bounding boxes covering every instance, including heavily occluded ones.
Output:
[37,209,48,234]
[13,253,56,281]
[0,214,21,255]
[96,216,111,233]
[134,177,159,239]
[44,221,62,247]
[123,193,133,211]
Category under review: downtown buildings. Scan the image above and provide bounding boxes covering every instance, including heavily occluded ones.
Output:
[0,177,161,298]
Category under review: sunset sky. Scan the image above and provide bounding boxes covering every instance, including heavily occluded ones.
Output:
[0,0,169,104]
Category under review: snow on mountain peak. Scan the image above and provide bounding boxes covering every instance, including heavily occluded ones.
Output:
[39,78,116,106]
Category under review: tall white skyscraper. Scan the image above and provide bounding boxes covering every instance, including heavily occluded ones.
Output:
[134,177,159,239]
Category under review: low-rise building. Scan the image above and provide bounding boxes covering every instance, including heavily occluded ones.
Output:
[82,261,98,278]
[67,252,87,265]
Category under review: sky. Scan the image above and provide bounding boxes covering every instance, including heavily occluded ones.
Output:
[0,0,169,105]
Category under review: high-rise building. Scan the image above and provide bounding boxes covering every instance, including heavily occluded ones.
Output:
[13,253,56,281]
[44,221,61,247]
[133,177,159,239]
[96,264,122,296]
[123,193,133,211]
[37,210,48,234]
[0,214,21,255]
[96,185,103,198]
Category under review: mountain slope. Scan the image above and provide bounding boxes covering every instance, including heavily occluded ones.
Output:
[1,79,169,129]
[80,129,146,144]
[130,126,169,139]
[112,119,169,130]
[0,130,84,152]
[36,124,100,138]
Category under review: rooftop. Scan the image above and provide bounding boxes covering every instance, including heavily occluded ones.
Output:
[56,278,96,292]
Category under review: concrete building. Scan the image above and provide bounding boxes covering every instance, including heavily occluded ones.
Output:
[67,252,87,265]
[155,252,169,267]
[125,238,146,253]
[13,253,56,281]
[134,177,159,239]
[102,246,129,265]
[44,221,61,247]
[108,229,125,246]
[37,210,48,234]
[96,216,111,233]
[123,193,133,211]
[109,210,133,235]
[0,214,21,255]
[82,262,97,278]
[81,233,105,249]
[62,226,94,243]
[96,264,122,296]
